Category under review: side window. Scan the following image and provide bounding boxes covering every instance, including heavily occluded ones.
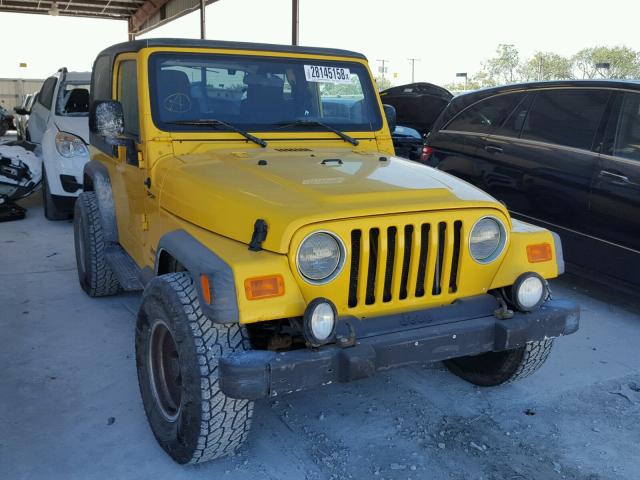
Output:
[118,60,139,138]
[612,92,640,161]
[92,55,112,101]
[445,93,523,134]
[522,89,610,150]
[494,93,534,137]
[38,77,57,110]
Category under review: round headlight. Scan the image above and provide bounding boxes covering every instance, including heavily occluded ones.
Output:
[511,273,547,312]
[297,231,345,284]
[303,298,337,346]
[469,217,506,263]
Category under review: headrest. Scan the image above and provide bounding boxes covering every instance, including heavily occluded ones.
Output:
[159,70,191,94]
[243,73,284,89]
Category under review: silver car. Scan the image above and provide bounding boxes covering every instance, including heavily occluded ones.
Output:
[13,93,37,141]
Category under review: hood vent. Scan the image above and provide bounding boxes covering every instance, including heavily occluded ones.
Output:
[274,147,312,152]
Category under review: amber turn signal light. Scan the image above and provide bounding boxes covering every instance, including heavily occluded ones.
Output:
[526,243,553,263]
[245,275,285,300]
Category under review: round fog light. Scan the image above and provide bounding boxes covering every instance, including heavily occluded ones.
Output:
[303,298,337,347]
[511,273,547,312]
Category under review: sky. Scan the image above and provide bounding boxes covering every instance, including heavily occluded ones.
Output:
[1,0,640,87]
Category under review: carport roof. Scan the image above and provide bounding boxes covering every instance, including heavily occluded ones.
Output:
[0,0,144,20]
[0,0,221,36]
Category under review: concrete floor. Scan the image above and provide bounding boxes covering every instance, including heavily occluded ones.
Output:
[1,178,640,479]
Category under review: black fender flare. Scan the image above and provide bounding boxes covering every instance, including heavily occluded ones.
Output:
[83,160,118,245]
[156,230,240,324]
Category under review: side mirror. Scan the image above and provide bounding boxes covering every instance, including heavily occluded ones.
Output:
[383,104,397,133]
[89,100,124,139]
[14,107,28,115]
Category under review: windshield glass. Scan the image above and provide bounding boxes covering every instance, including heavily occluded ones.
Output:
[148,53,382,133]
[55,81,90,117]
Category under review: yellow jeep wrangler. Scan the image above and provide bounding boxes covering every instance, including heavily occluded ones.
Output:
[73,38,579,464]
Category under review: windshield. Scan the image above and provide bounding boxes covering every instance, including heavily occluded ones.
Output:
[148,52,382,133]
[55,81,90,117]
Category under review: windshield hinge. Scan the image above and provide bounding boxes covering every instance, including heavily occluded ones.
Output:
[248,219,268,251]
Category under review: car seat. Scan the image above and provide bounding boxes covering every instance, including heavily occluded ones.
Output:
[240,73,286,123]
[65,88,90,114]
[158,70,198,121]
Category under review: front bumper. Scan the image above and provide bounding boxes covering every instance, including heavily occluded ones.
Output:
[219,295,579,400]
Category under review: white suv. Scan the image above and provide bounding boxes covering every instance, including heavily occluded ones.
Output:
[28,69,90,220]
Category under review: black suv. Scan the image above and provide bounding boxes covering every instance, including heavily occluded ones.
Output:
[380,82,452,160]
[425,80,640,286]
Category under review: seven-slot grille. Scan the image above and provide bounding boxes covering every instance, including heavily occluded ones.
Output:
[348,220,463,308]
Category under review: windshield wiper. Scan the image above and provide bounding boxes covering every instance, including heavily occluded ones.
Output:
[167,119,267,148]
[275,120,359,146]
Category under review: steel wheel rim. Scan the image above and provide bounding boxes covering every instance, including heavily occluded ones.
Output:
[148,320,183,422]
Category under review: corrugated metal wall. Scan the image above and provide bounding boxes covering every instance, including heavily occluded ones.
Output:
[137,0,218,35]
[0,78,44,110]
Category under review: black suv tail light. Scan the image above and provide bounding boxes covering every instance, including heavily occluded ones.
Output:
[420,146,433,163]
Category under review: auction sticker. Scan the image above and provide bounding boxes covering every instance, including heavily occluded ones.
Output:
[304,65,351,84]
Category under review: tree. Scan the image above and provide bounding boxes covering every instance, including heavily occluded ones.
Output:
[374,76,393,91]
[573,46,640,79]
[519,52,574,81]
[484,44,520,84]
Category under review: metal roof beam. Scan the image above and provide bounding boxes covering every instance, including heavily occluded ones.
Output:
[0,4,128,17]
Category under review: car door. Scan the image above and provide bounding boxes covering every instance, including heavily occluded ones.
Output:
[28,76,57,144]
[589,90,640,261]
[429,91,525,187]
[480,88,609,236]
[106,55,147,264]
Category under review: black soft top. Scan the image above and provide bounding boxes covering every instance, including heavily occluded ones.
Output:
[97,38,367,61]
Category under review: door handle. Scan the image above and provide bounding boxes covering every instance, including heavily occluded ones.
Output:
[484,145,503,154]
[599,170,630,184]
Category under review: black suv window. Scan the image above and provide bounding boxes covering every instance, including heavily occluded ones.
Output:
[118,60,139,138]
[522,89,610,150]
[445,93,523,134]
[38,77,57,110]
[612,92,640,161]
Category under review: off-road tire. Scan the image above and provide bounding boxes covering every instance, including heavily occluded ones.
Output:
[42,167,70,221]
[135,272,254,464]
[444,339,554,386]
[73,191,120,297]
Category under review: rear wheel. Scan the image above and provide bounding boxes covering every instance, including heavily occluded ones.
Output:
[136,272,253,464]
[42,167,71,221]
[74,191,120,297]
[444,339,554,386]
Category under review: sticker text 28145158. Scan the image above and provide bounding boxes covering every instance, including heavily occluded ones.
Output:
[304,65,352,84]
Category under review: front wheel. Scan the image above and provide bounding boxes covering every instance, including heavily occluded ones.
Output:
[443,339,554,386]
[136,272,254,464]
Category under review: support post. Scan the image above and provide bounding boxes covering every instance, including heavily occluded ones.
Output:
[128,18,136,41]
[200,0,206,39]
[292,0,299,45]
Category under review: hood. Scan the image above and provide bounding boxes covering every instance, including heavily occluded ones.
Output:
[159,147,505,253]
[54,116,89,144]
[380,83,453,136]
